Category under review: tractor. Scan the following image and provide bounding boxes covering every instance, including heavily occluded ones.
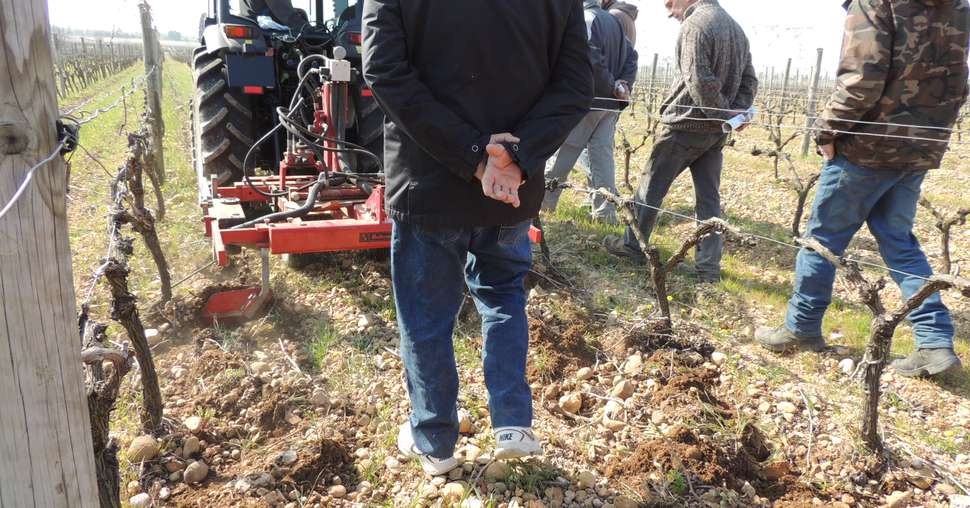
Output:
[191,0,390,321]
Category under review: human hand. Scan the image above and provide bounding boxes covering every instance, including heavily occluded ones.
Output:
[474,133,520,180]
[490,133,520,144]
[613,80,631,100]
[819,143,836,161]
[478,144,523,208]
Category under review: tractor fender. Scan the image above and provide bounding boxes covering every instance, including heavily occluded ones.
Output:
[201,24,240,54]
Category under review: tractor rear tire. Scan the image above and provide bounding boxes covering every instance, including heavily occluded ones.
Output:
[192,49,256,199]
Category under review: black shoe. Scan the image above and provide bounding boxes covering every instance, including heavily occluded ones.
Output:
[680,262,721,284]
[891,349,963,378]
[604,235,646,263]
[755,326,826,353]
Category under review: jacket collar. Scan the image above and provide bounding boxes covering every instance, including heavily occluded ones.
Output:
[584,0,600,9]
[684,0,719,19]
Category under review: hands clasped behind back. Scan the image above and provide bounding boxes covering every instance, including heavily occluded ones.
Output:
[474,133,524,209]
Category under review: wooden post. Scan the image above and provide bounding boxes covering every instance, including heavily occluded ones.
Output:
[781,58,792,103]
[139,0,166,186]
[646,53,658,112]
[801,48,825,157]
[0,0,100,505]
[767,66,775,98]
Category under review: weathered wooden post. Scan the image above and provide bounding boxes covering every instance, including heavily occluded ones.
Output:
[139,0,166,186]
[801,48,825,157]
[0,0,100,505]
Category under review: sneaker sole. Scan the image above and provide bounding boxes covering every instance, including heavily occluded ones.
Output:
[493,447,542,460]
[759,338,827,354]
[398,427,458,476]
[894,357,962,378]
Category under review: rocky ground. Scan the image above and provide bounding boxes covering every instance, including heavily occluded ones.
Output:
[114,255,970,507]
[67,64,970,507]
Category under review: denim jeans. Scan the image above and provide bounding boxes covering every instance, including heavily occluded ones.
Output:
[785,155,954,349]
[622,128,727,277]
[392,219,533,458]
[543,111,619,223]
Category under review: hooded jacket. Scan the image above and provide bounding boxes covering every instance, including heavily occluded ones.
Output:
[815,0,970,171]
[602,0,639,45]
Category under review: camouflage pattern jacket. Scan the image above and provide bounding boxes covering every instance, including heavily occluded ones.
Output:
[815,0,970,171]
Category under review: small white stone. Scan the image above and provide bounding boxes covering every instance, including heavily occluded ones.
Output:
[838,358,855,375]
[182,436,201,457]
[576,470,597,489]
[129,493,152,508]
[275,450,298,466]
[711,352,727,365]
[183,461,209,484]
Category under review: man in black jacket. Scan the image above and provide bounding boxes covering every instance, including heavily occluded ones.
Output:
[362,0,592,476]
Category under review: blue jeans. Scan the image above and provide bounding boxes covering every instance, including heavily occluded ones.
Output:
[392,219,533,458]
[785,155,954,349]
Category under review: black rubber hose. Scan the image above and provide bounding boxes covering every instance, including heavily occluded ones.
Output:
[230,172,331,230]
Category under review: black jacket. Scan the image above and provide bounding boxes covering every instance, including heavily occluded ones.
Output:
[362,0,593,227]
[584,0,638,110]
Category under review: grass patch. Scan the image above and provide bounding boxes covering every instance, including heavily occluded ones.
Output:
[308,317,343,370]
[505,461,562,495]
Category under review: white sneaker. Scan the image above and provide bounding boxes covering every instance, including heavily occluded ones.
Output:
[397,423,459,476]
[494,426,542,459]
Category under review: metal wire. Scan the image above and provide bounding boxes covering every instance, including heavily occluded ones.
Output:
[0,140,68,222]
[61,65,155,116]
[601,97,970,136]
[556,182,937,283]
[64,66,156,127]
[590,106,969,145]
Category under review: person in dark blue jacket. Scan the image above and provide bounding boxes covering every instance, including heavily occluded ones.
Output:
[543,0,638,224]
[362,0,592,476]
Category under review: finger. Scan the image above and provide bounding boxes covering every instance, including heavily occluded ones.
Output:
[485,143,507,158]
[481,173,496,198]
[490,133,521,144]
[493,184,515,205]
[486,146,513,168]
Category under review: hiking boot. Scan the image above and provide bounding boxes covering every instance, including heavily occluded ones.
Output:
[604,235,646,263]
[755,326,826,353]
[493,427,543,460]
[397,423,459,476]
[891,348,963,378]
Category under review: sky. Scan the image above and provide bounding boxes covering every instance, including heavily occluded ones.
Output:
[46,0,848,76]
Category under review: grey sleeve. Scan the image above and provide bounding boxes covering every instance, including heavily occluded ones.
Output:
[680,25,731,119]
[731,52,758,110]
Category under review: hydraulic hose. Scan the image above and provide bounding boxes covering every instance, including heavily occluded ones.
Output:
[230,172,331,230]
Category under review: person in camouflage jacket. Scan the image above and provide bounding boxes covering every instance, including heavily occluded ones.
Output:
[757,0,970,378]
